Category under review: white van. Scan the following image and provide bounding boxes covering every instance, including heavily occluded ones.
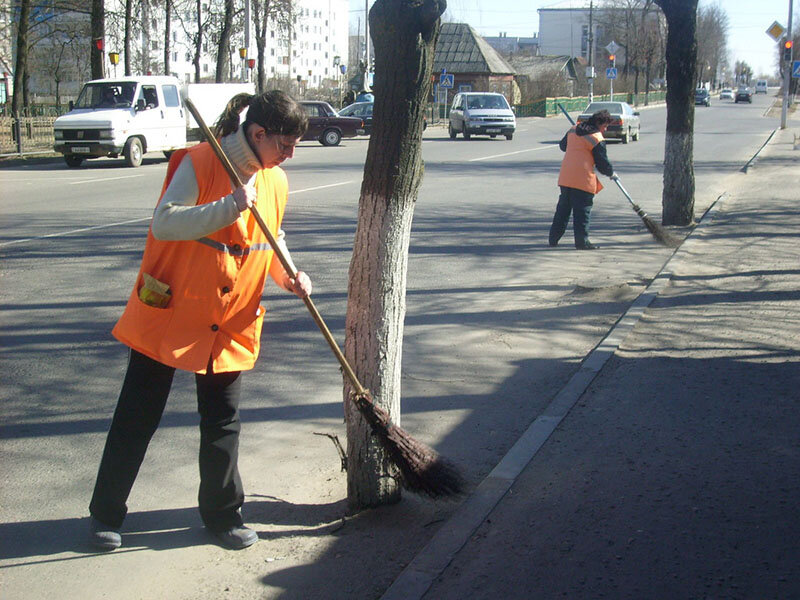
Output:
[448,92,516,141]
[53,76,254,168]
[755,80,768,94]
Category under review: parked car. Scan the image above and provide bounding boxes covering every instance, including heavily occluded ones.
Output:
[576,101,640,143]
[694,88,711,107]
[297,101,363,146]
[735,86,753,103]
[338,101,373,135]
[755,79,768,94]
[338,101,427,136]
[719,88,734,100]
[448,92,516,140]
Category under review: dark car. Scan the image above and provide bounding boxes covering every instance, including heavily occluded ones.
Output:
[338,101,373,135]
[338,101,428,136]
[297,101,363,146]
[694,88,711,107]
[577,101,640,143]
[735,86,753,104]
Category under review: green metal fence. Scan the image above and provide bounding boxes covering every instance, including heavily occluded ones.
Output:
[515,91,667,118]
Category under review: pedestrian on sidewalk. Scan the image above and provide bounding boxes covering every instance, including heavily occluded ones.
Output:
[88,90,311,552]
[549,109,617,250]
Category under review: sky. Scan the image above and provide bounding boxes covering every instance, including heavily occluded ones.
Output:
[349,0,797,77]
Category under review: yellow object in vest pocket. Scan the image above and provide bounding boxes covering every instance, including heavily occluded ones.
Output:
[138,273,172,308]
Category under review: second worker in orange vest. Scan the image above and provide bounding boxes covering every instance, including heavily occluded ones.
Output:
[88,91,311,552]
[549,109,617,250]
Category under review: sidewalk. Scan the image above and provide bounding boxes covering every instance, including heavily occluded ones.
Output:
[385,126,800,599]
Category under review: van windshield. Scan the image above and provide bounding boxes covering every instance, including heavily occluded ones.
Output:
[466,95,510,110]
[75,82,137,109]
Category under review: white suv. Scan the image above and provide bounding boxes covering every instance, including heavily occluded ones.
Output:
[449,92,516,141]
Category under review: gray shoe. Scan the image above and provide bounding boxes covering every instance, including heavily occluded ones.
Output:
[89,517,121,550]
[209,525,258,550]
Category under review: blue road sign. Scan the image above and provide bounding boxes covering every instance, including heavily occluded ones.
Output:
[606,68,618,79]
[440,73,454,88]
[793,60,800,78]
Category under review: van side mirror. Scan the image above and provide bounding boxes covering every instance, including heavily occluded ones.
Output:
[634,111,640,116]
[136,99,146,112]
[68,100,74,111]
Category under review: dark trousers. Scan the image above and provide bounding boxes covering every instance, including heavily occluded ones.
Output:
[89,350,244,531]
[549,186,595,248]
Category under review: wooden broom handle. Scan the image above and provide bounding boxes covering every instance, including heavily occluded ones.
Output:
[184,98,367,396]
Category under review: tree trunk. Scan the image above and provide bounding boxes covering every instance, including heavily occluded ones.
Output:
[124,0,132,76]
[164,0,172,76]
[141,0,150,75]
[344,0,445,511]
[91,0,105,79]
[655,0,698,226]
[12,0,30,115]
[216,0,235,82]
[194,0,202,82]
[253,0,268,94]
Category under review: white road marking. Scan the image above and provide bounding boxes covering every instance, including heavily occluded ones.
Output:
[68,174,148,185]
[1,180,356,247]
[468,145,559,162]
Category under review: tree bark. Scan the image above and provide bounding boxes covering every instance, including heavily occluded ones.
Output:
[90,0,105,79]
[124,0,132,75]
[164,0,172,76]
[194,0,202,82]
[216,0,234,82]
[655,0,698,226]
[344,0,445,511]
[12,0,31,115]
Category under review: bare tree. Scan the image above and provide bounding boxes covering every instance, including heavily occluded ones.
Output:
[11,0,31,115]
[252,0,293,93]
[344,0,446,510]
[654,0,698,226]
[123,0,133,75]
[695,2,729,87]
[164,0,172,75]
[214,0,234,82]
[91,0,105,79]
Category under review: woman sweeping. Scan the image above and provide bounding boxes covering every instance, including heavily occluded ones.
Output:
[88,91,310,551]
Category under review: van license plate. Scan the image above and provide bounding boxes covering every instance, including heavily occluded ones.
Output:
[71,146,90,153]
[486,128,501,133]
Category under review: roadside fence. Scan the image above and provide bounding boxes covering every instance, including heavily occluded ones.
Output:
[0,106,67,158]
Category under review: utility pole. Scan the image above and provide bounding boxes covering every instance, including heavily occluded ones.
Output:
[780,0,794,129]
[244,0,251,83]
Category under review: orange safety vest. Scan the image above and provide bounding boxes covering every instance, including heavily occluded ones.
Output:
[112,142,288,374]
[558,128,605,195]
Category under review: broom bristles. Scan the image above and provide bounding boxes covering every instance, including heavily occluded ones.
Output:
[630,202,681,248]
[352,392,466,498]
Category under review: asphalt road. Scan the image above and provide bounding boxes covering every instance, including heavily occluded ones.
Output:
[0,91,783,599]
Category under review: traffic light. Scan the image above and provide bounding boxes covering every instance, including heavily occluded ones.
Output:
[784,39,793,62]
[609,54,616,66]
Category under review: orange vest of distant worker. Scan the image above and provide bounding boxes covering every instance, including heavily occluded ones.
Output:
[558,128,605,195]
[112,142,288,374]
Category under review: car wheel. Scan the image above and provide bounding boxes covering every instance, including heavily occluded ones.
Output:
[462,125,471,140]
[321,128,341,146]
[163,150,174,160]
[622,128,629,144]
[64,154,84,168]
[505,133,513,141]
[448,123,457,139]
[123,137,144,167]
[632,128,640,142]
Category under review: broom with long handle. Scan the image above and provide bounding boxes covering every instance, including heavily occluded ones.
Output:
[557,103,680,248]
[183,98,464,498]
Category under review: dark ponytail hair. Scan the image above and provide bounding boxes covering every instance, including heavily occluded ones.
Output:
[212,90,308,139]
[587,109,613,128]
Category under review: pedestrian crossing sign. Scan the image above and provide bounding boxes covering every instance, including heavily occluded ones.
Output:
[793,61,800,78]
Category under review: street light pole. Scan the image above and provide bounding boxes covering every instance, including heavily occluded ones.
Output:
[780,0,794,129]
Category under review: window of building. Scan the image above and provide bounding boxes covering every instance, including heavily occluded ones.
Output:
[270,48,275,56]
[151,41,158,50]
[172,51,178,62]
[203,63,209,73]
